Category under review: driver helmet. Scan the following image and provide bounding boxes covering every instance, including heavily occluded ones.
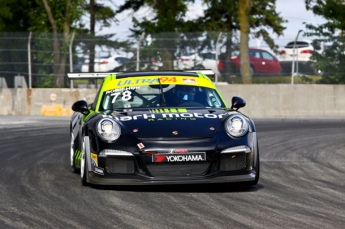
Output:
[175,85,196,102]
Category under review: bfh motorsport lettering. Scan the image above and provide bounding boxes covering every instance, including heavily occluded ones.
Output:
[114,112,227,122]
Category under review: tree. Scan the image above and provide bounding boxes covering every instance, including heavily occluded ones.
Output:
[238,0,251,84]
[304,0,345,83]
[82,0,116,74]
[41,0,74,87]
[117,0,193,70]
[199,0,286,83]
[0,0,40,87]
[28,0,84,87]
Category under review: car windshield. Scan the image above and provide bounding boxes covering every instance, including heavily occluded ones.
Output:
[200,53,216,59]
[285,41,310,49]
[99,84,225,111]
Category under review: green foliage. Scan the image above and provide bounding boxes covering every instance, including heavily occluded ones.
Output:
[35,74,55,88]
[29,0,84,32]
[0,0,13,31]
[304,0,345,83]
[200,0,286,53]
[117,0,193,69]
[0,0,85,87]
[250,0,286,53]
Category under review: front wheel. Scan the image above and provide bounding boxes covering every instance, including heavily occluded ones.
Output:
[70,133,79,173]
[80,136,89,186]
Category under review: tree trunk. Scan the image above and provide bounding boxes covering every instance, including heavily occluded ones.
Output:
[239,0,252,84]
[42,0,72,88]
[89,0,96,85]
[161,49,173,70]
[42,0,63,87]
[155,1,177,70]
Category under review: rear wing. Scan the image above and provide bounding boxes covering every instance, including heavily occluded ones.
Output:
[67,70,215,80]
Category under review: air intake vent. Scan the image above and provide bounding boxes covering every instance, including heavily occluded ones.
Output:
[106,157,135,174]
[220,153,246,171]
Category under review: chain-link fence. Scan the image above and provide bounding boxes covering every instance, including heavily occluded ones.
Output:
[0,32,323,88]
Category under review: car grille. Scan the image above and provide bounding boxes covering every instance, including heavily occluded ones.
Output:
[106,157,135,174]
[220,153,246,171]
[146,162,210,177]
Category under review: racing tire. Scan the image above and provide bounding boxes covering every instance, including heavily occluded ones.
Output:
[80,136,89,186]
[70,133,79,173]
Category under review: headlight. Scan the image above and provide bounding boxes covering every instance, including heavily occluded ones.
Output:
[225,115,249,137]
[97,118,121,142]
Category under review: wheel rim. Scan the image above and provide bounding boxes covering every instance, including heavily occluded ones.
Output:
[70,133,74,167]
[80,139,85,179]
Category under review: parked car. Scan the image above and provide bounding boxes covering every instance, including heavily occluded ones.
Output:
[176,52,202,70]
[176,52,221,77]
[81,56,129,72]
[218,48,281,76]
[280,40,323,62]
[67,70,260,186]
[279,40,323,75]
[72,57,86,72]
[119,56,163,71]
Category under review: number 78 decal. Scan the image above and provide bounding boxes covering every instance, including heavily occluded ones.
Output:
[111,91,132,103]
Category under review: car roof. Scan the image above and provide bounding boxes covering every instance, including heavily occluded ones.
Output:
[115,71,199,79]
[101,71,216,92]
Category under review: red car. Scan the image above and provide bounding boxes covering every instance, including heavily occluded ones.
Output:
[218,48,281,76]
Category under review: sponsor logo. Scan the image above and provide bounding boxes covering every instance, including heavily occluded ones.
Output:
[90,153,103,175]
[182,78,196,84]
[74,149,81,165]
[91,153,98,166]
[153,152,206,163]
[149,108,187,113]
[169,149,188,153]
[174,149,188,153]
[106,86,140,94]
[117,77,176,86]
[137,143,145,149]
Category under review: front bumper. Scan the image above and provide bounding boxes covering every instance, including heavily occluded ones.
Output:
[85,143,258,185]
[87,172,256,185]
[82,127,259,185]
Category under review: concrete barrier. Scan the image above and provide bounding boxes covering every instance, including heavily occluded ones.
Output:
[0,85,344,118]
[217,84,345,118]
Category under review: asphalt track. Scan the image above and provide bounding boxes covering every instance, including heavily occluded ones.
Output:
[0,116,344,229]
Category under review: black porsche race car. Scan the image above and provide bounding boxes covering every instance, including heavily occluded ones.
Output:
[68,70,260,186]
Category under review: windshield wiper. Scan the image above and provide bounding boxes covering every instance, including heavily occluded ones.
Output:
[158,78,166,107]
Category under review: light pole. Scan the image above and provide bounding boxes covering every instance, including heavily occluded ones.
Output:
[291,30,303,85]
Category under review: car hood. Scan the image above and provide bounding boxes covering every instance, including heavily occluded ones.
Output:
[112,108,228,139]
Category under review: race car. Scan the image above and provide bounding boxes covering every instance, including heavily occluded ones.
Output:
[68,70,260,186]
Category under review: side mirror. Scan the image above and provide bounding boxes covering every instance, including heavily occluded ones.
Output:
[72,100,90,115]
[231,96,246,111]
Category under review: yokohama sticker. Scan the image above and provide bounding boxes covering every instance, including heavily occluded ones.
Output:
[153,152,206,163]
